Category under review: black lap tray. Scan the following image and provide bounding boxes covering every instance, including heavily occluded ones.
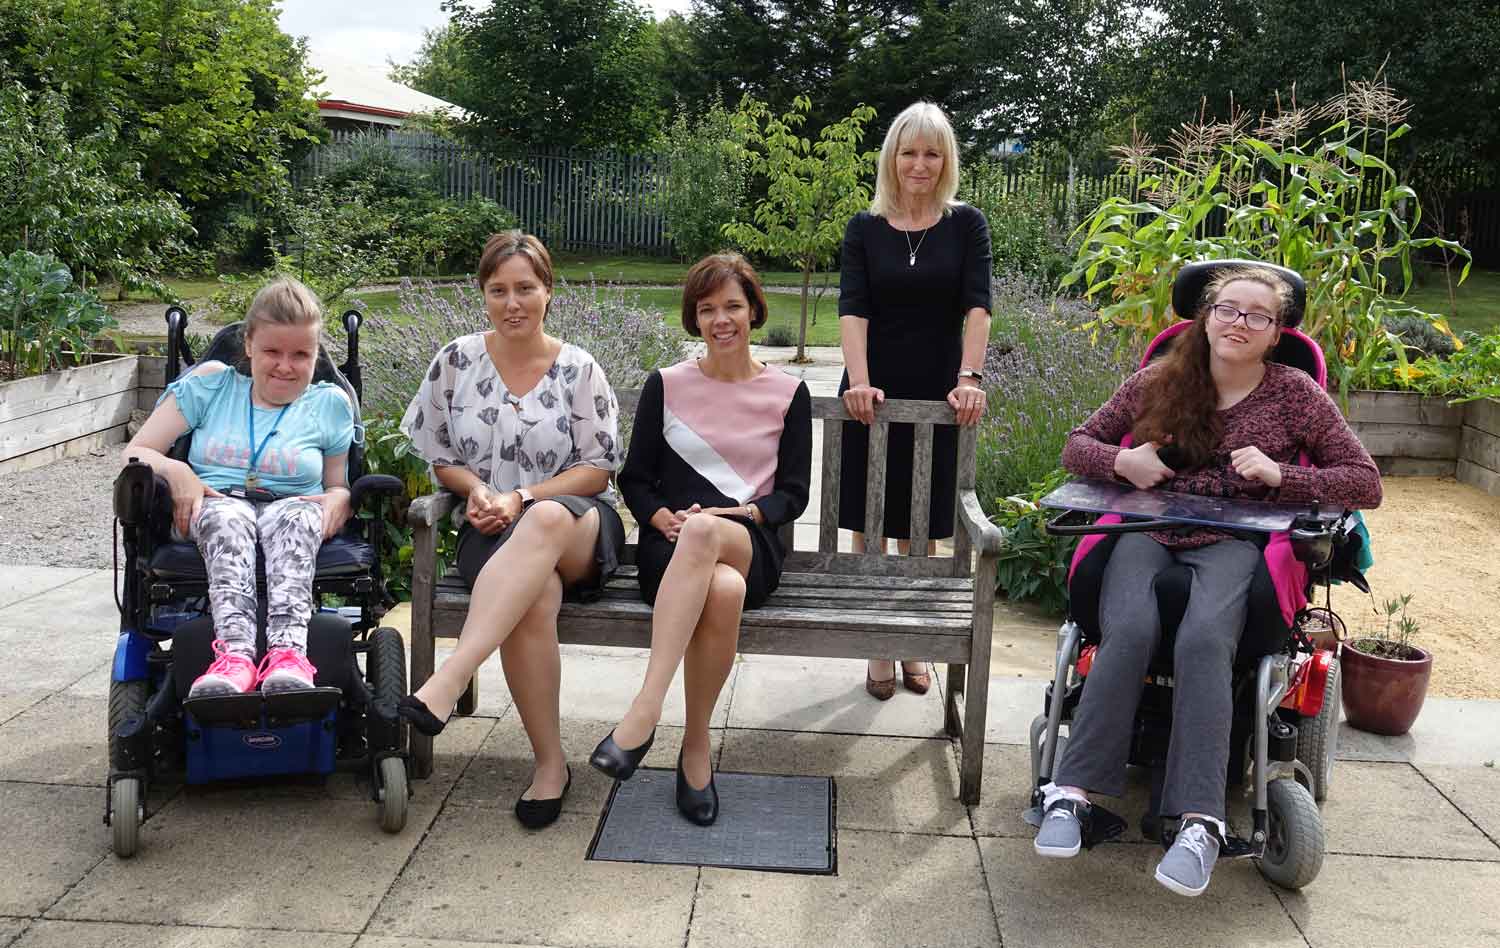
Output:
[1041,479,1336,533]
[183,687,342,726]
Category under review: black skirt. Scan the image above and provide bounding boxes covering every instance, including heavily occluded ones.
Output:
[634,515,781,610]
[455,494,626,602]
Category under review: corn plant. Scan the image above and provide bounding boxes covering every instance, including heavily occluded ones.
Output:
[1063,81,1471,398]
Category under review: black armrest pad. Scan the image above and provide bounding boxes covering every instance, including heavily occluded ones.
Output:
[350,474,405,509]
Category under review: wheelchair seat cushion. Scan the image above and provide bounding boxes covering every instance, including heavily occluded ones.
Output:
[148,535,375,581]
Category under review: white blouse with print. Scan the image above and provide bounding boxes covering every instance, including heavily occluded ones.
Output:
[401,333,621,518]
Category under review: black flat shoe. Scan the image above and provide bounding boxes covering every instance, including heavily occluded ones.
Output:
[396,694,450,737]
[589,727,656,780]
[675,751,719,826]
[515,766,571,830]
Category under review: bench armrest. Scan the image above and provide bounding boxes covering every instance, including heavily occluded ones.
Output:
[407,490,459,528]
[958,490,1004,557]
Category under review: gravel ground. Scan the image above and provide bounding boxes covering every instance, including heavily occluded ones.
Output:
[0,449,123,568]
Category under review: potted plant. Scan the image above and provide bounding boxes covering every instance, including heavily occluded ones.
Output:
[1340,594,1433,736]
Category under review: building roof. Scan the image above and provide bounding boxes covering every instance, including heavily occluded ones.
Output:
[307,49,462,127]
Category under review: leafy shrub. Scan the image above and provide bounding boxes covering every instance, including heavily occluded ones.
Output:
[1064,80,1470,397]
[990,469,1077,616]
[961,160,1072,285]
[659,104,748,260]
[0,250,115,378]
[761,325,797,347]
[976,273,1133,508]
[316,132,442,202]
[1383,313,1457,359]
[389,196,517,276]
[1365,325,1500,402]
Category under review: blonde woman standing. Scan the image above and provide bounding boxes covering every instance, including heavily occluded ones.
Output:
[838,101,993,699]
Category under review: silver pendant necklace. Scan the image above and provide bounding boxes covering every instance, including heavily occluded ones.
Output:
[904,225,930,267]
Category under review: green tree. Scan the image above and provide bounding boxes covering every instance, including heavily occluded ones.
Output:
[433,0,667,154]
[1,0,323,248]
[658,104,749,260]
[724,96,878,362]
[0,84,193,296]
[667,1,972,140]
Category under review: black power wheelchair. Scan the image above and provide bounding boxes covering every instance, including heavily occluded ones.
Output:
[106,306,410,857]
[1022,260,1368,891]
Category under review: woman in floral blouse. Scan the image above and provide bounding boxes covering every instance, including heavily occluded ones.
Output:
[397,231,625,830]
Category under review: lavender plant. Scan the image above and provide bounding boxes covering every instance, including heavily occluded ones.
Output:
[977,273,1133,510]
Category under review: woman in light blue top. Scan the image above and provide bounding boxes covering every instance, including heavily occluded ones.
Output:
[125,277,355,699]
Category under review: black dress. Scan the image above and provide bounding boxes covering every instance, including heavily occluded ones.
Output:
[837,204,992,539]
[620,363,812,609]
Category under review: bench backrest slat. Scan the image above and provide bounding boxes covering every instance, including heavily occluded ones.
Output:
[608,387,973,576]
[818,419,842,553]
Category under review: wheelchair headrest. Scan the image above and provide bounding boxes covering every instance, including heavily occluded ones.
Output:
[1172,259,1307,330]
[1142,321,1327,388]
[190,322,357,409]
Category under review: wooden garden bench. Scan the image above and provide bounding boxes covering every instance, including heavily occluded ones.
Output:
[406,390,1004,804]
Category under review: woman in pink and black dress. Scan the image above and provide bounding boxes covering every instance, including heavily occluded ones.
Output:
[587,253,812,827]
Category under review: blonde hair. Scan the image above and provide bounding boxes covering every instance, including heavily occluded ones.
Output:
[245,276,323,338]
[869,101,961,218]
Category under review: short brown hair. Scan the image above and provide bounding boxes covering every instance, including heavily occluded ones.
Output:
[477,230,553,290]
[680,253,768,336]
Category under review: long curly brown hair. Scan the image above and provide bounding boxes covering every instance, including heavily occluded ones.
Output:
[1130,267,1293,469]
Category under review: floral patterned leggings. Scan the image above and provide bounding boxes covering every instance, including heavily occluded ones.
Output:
[190,496,323,659]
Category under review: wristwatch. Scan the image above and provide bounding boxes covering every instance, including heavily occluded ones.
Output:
[516,487,536,509]
[957,368,984,383]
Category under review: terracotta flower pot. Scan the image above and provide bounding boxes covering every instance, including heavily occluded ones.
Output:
[1339,639,1432,736]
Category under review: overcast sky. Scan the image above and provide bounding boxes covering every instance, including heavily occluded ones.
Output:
[277,0,692,71]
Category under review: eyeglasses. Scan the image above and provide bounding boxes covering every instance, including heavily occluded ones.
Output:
[1209,303,1277,332]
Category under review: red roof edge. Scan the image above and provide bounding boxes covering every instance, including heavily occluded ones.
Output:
[316,99,410,120]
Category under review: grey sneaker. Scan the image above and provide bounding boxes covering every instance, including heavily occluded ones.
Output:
[1154,818,1222,896]
[1033,798,1085,858]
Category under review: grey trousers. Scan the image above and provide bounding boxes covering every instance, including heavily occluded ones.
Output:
[191,496,324,658]
[1053,533,1263,821]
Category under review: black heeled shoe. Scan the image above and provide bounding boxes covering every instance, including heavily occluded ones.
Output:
[675,751,719,826]
[515,766,571,830]
[396,694,451,737]
[589,727,656,780]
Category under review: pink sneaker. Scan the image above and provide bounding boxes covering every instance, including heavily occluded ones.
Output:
[188,640,257,698]
[257,647,317,693]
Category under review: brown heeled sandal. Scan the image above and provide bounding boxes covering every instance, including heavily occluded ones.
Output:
[901,663,931,695]
[865,664,897,701]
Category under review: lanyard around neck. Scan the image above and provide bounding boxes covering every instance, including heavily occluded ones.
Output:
[247,389,291,476]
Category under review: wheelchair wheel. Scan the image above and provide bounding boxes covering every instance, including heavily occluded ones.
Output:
[1296,657,1340,802]
[366,626,407,745]
[377,755,409,833]
[110,777,144,858]
[107,678,149,857]
[1257,778,1324,890]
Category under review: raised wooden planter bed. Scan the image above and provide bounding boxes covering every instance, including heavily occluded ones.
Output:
[1344,390,1500,494]
[0,354,140,474]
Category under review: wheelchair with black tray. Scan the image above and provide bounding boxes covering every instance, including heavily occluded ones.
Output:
[1020,259,1371,891]
[106,306,410,857]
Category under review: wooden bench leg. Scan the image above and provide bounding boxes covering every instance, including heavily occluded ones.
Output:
[456,675,479,716]
[944,663,965,737]
[959,658,989,805]
[959,556,998,806]
[409,627,435,779]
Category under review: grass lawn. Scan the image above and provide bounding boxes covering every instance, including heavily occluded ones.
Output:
[357,283,844,348]
[551,254,832,288]
[1400,265,1500,336]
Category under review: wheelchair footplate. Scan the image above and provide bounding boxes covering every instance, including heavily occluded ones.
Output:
[1023,789,1129,849]
[1157,817,1262,859]
[183,688,343,725]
